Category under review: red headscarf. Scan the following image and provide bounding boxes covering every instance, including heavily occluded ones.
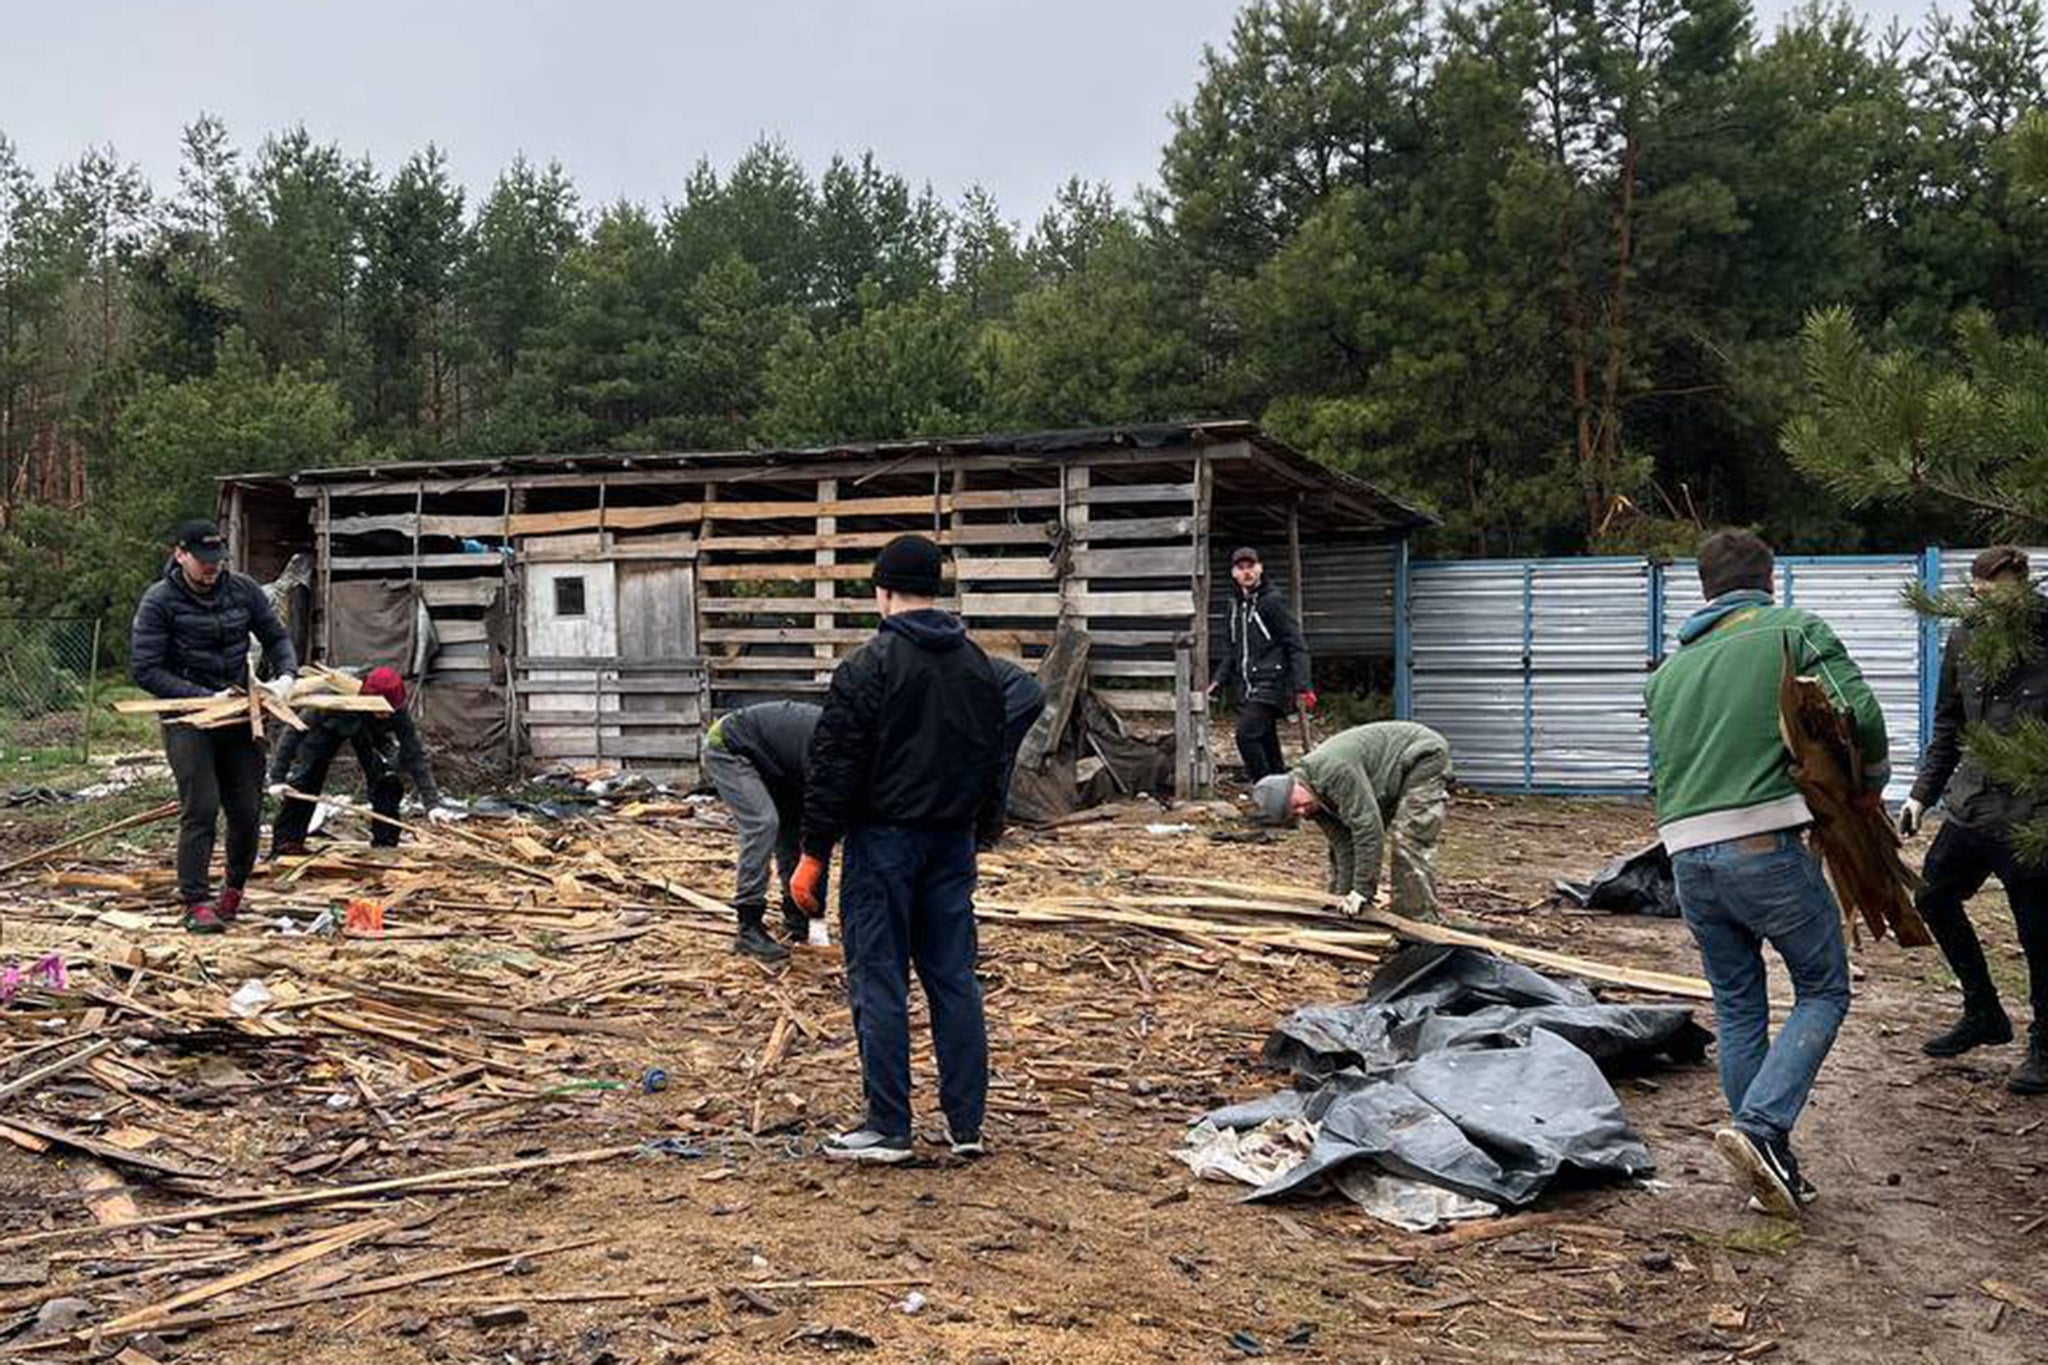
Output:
[362,666,407,711]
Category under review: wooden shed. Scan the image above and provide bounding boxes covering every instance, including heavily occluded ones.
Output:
[218,421,1429,792]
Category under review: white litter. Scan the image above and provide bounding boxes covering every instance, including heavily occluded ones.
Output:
[227,980,275,1018]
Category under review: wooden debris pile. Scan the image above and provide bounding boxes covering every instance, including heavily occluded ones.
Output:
[0,787,1711,1355]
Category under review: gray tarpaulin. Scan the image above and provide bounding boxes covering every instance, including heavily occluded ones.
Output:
[415,681,508,763]
[328,580,425,673]
[1199,945,1710,1209]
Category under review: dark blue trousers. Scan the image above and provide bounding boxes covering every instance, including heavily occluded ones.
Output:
[840,824,987,1139]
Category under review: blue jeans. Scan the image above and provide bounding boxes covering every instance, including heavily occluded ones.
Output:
[1672,830,1850,1144]
[840,825,988,1139]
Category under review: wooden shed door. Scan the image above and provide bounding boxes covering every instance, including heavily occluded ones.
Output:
[519,541,617,767]
[613,560,703,771]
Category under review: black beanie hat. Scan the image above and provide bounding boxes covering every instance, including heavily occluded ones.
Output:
[873,534,945,598]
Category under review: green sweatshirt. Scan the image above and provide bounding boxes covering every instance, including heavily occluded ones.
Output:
[1295,721,1451,898]
[1645,590,1889,853]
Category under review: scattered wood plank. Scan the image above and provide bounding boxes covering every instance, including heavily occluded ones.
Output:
[22,1237,604,1349]
[0,802,180,877]
[0,1038,113,1105]
[99,1215,397,1333]
[0,1144,640,1252]
[1360,908,1713,1000]
[0,1115,215,1179]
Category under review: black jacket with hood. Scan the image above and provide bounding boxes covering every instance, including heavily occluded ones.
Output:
[801,609,1006,857]
[1911,600,2048,833]
[131,561,297,700]
[1211,580,1312,708]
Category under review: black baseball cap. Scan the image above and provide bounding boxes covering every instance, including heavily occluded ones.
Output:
[175,519,228,564]
[1230,546,1261,566]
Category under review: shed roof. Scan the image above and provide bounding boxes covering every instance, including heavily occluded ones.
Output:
[223,420,1435,533]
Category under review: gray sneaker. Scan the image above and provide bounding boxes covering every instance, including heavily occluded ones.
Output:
[822,1129,913,1165]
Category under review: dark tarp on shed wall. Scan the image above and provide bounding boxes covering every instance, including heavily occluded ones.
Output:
[328,580,421,674]
[415,680,510,768]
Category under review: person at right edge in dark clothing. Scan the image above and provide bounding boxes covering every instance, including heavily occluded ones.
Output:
[1900,545,2048,1095]
[1208,545,1315,782]
[789,533,1007,1165]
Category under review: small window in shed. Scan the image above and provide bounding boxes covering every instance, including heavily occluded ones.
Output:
[553,575,587,618]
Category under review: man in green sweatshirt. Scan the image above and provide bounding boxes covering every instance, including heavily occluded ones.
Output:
[1645,529,1886,1219]
[1249,720,1452,922]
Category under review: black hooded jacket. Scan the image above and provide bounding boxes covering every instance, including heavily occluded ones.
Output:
[1211,579,1311,707]
[131,561,297,699]
[801,609,1006,856]
[1911,601,2048,832]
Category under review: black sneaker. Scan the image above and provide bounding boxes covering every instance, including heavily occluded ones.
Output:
[821,1129,913,1164]
[947,1129,987,1159]
[1747,1170,1818,1213]
[1714,1128,1802,1219]
[733,921,789,962]
[2009,1043,2048,1095]
[1922,1009,2013,1057]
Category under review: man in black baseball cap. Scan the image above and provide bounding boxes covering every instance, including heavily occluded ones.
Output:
[131,517,298,934]
[176,518,229,565]
[1208,545,1315,782]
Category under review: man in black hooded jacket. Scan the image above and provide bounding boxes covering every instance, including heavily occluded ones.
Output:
[1900,545,2048,1094]
[789,533,1006,1165]
[1208,545,1316,782]
[130,519,297,933]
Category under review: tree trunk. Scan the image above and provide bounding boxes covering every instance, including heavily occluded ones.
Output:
[1592,131,1639,531]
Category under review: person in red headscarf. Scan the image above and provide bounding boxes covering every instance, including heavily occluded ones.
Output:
[268,666,458,857]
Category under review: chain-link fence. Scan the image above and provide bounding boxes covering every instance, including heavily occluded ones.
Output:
[0,618,105,761]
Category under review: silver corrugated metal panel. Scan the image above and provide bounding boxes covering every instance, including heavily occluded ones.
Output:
[1661,564,1708,656]
[1409,563,1528,788]
[1529,562,1653,790]
[1938,546,2048,594]
[1782,559,1921,800]
[1303,540,1397,655]
[1206,539,1399,661]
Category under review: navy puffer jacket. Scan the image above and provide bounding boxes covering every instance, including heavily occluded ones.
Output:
[130,561,298,699]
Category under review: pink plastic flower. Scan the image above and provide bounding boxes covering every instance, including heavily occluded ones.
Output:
[32,955,66,991]
[0,963,23,1003]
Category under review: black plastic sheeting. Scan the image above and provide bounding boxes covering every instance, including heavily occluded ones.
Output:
[1555,841,1681,918]
[1203,945,1710,1209]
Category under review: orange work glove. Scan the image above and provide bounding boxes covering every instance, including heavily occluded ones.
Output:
[790,854,827,915]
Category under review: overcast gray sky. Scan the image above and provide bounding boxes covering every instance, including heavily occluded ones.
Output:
[2,0,1940,223]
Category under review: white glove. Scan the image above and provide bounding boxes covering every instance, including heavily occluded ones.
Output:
[1898,798,1926,838]
[259,672,297,704]
[427,801,464,826]
[265,782,288,800]
[1338,890,1368,919]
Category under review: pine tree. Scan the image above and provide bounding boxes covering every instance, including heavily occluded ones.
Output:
[1786,299,2048,858]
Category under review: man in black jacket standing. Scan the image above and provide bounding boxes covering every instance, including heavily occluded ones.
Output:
[1900,546,2048,1094]
[790,533,1006,1164]
[130,520,298,933]
[1208,546,1315,783]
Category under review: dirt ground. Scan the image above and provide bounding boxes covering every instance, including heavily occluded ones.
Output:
[0,783,2042,1365]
